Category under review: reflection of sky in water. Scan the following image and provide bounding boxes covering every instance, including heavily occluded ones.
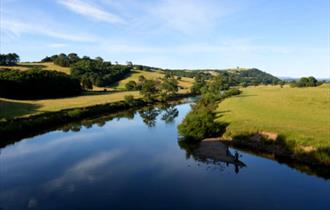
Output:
[0,103,329,210]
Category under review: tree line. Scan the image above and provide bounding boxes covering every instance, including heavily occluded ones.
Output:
[42,53,132,88]
[0,53,20,66]
[290,76,320,87]
[0,69,81,99]
[124,73,179,103]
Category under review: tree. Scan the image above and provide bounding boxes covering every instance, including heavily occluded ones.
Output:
[125,80,137,90]
[81,77,93,90]
[138,75,146,83]
[178,104,225,141]
[0,69,82,99]
[126,61,133,67]
[0,53,19,66]
[54,53,70,67]
[68,53,80,64]
[295,76,319,87]
[95,56,104,62]
[205,74,229,96]
[140,79,158,102]
[71,59,131,87]
[191,74,206,95]
[160,74,178,100]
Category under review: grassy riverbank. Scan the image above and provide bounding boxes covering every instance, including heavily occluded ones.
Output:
[216,84,330,165]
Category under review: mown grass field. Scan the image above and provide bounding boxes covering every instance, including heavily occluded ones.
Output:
[0,91,140,119]
[113,70,194,91]
[216,84,330,150]
[0,62,71,74]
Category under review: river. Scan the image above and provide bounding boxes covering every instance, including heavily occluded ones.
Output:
[0,101,329,210]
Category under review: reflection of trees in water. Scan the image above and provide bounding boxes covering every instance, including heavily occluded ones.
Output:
[178,140,246,174]
[60,109,136,132]
[161,105,179,124]
[139,107,160,127]
[139,104,179,127]
[59,103,180,131]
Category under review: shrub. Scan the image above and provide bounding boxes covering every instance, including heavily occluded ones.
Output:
[125,80,137,90]
[178,105,225,141]
[124,95,135,106]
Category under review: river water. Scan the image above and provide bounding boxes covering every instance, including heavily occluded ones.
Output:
[0,102,329,210]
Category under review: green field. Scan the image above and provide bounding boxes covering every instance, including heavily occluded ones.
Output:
[0,91,140,119]
[217,85,330,151]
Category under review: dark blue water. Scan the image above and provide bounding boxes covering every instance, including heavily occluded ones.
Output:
[0,103,329,210]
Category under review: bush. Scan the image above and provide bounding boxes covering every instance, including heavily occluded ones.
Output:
[124,95,135,105]
[125,80,137,90]
[178,105,225,141]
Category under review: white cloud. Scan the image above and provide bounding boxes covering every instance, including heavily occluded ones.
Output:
[48,43,68,48]
[58,0,125,24]
[1,18,95,42]
[44,150,124,190]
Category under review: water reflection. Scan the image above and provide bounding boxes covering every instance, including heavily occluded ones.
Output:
[60,104,180,131]
[178,139,246,174]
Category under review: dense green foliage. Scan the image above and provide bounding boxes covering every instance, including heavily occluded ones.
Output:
[71,59,131,87]
[290,76,320,87]
[160,74,179,100]
[41,53,132,87]
[0,69,82,99]
[42,53,80,67]
[215,69,281,86]
[166,68,281,87]
[0,53,20,66]
[190,74,207,95]
[138,75,179,102]
[178,101,224,141]
[140,79,159,102]
[125,80,138,90]
[163,70,213,79]
[179,75,241,141]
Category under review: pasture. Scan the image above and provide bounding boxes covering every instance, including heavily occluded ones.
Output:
[217,85,330,150]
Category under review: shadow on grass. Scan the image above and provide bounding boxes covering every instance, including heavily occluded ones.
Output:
[18,64,47,69]
[108,70,139,89]
[227,133,330,179]
[0,99,41,119]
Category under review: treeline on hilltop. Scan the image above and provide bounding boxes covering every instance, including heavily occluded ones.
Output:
[41,53,132,87]
[164,68,282,86]
[0,69,81,99]
[0,53,20,66]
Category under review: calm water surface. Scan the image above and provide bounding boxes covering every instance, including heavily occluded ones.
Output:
[0,102,329,210]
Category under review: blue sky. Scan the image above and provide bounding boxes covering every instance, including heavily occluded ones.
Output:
[1,0,329,77]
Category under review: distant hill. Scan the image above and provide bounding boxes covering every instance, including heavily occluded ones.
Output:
[218,68,282,86]
[163,68,281,86]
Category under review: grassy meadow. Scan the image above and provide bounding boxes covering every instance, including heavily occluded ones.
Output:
[0,91,140,119]
[217,84,330,151]
[113,70,194,91]
[0,62,71,74]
